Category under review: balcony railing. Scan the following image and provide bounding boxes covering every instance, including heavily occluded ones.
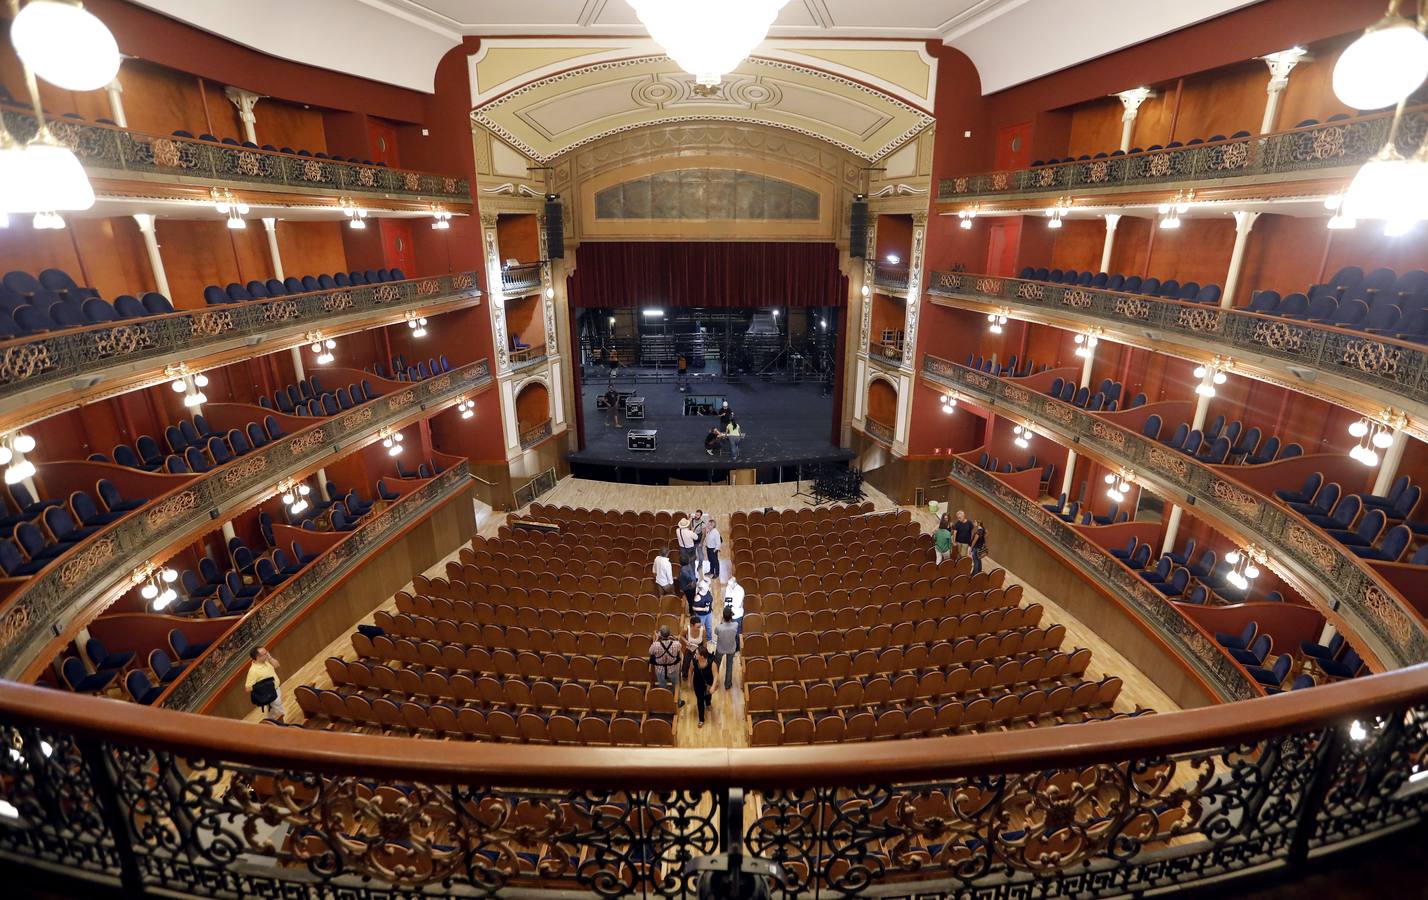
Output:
[921,353,1428,670]
[0,359,493,680]
[873,263,910,292]
[0,272,482,428]
[874,341,905,365]
[0,106,471,203]
[500,263,544,294]
[513,467,559,508]
[864,417,895,445]
[0,662,1424,898]
[159,461,470,710]
[926,271,1428,420]
[937,107,1428,202]
[949,456,1260,701]
[519,419,554,450]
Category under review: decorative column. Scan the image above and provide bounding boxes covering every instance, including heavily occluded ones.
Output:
[105,78,127,127]
[261,217,306,379]
[1259,47,1309,134]
[1099,214,1121,273]
[481,213,511,376]
[1059,450,1078,501]
[224,87,264,144]
[537,222,565,430]
[131,214,170,299]
[1222,210,1261,308]
[1372,424,1410,495]
[898,211,928,375]
[1116,87,1153,152]
[857,219,878,358]
[1161,504,1184,554]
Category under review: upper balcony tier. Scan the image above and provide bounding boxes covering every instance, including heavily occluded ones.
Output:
[0,272,482,433]
[1,106,472,208]
[936,108,1428,206]
[499,263,544,296]
[926,271,1428,442]
[920,352,1428,672]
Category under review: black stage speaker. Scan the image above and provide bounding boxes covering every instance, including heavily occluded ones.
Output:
[544,194,565,260]
[849,195,868,258]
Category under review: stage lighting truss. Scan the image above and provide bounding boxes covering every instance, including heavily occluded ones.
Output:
[1103,468,1134,504]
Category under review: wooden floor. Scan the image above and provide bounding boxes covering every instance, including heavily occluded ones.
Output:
[257,477,1180,739]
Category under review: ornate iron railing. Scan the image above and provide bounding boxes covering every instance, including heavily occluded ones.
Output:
[864,417,895,445]
[500,263,544,294]
[949,456,1260,701]
[519,419,554,450]
[926,271,1428,418]
[0,360,492,680]
[873,342,905,366]
[0,662,1425,898]
[513,467,559,509]
[921,353,1428,669]
[0,106,470,203]
[873,264,910,292]
[937,107,1428,201]
[0,272,482,423]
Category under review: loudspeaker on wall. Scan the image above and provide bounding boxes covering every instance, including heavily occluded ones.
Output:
[849,195,868,258]
[544,194,565,260]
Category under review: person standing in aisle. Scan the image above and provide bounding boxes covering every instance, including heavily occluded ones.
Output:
[714,608,740,691]
[648,625,681,691]
[724,575,746,650]
[969,519,988,575]
[676,517,697,566]
[703,517,723,581]
[692,575,714,637]
[678,557,699,613]
[726,419,743,459]
[690,645,716,728]
[934,515,953,564]
[652,549,674,594]
[681,613,707,682]
[953,510,973,561]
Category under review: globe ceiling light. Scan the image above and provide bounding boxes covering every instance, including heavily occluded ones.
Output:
[627,0,789,88]
[1341,142,1416,221]
[17,133,94,212]
[1333,10,1428,110]
[11,0,122,92]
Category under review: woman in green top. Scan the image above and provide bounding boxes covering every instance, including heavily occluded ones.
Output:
[934,519,953,564]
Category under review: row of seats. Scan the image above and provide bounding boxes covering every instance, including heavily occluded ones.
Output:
[0,269,175,338]
[102,415,287,475]
[1276,474,1427,565]
[1108,536,1283,605]
[1215,621,1362,690]
[1017,267,1223,305]
[1246,266,1428,343]
[202,268,407,305]
[964,354,1049,379]
[58,628,210,701]
[1028,126,1269,166]
[169,130,392,167]
[745,627,1069,682]
[372,611,679,656]
[256,375,380,418]
[1040,495,1130,527]
[0,482,148,578]
[1043,375,1141,414]
[1148,416,1303,466]
[361,354,454,384]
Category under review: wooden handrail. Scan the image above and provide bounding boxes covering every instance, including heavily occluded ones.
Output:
[0,664,1424,788]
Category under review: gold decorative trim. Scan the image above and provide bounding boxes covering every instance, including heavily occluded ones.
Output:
[145,491,200,531]
[58,538,116,590]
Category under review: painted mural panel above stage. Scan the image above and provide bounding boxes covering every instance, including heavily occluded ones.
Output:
[594,169,819,222]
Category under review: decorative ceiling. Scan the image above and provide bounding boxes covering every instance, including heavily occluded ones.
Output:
[470,40,937,164]
[130,0,1264,95]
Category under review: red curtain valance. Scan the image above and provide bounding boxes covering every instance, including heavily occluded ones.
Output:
[566,242,847,309]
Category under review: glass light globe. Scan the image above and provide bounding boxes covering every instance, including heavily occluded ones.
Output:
[1193,365,1207,378]
[1342,145,1415,220]
[0,142,32,214]
[462,409,474,419]
[1372,430,1394,449]
[1245,565,1260,580]
[298,484,310,496]
[1363,448,1380,467]
[194,374,209,388]
[1048,217,1062,229]
[162,568,178,583]
[1104,473,1115,484]
[227,216,246,230]
[628,0,789,87]
[1333,16,1428,110]
[1349,419,1369,438]
[1226,550,1241,564]
[8,460,34,482]
[13,434,35,454]
[22,138,94,212]
[1213,372,1227,384]
[140,583,158,600]
[0,447,11,466]
[171,380,187,393]
[11,0,121,92]
[325,339,336,349]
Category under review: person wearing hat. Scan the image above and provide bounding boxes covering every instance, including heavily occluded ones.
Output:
[676,517,697,566]
[691,575,714,638]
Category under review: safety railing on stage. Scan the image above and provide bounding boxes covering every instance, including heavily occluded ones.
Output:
[948,456,1261,700]
[925,270,1428,424]
[937,106,1428,202]
[920,353,1428,670]
[0,359,493,680]
[0,105,470,203]
[0,662,1424,898]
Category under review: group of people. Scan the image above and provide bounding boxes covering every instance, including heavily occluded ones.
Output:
[650,511,745,727]
[933,509,988,574]
[704,401,743,458]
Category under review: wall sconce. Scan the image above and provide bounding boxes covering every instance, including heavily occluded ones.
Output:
[957,204,980,230]
[1073,330,1100,358]
[1045,196,1072,229]
[1224,544,1266,591]
[406,313,428,338]
[0,433,37,485]
[307,332,335,364]
[1104,468,1134,503]
[134,562,179,611]
[458,398,476,420]
[1012,422,1033,449]
[986,310,1009,334]
[1193,358,1230,398]
[431,206,452,230]
[940,392,958,415]
[1348,411,1401,466]
[1157,189,1194,229]
[340,197,368,230]
[277,478,311,517]
[167,364,209,408]
[381,429,405,456]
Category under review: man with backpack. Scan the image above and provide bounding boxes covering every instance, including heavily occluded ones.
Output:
[246,646,284,721]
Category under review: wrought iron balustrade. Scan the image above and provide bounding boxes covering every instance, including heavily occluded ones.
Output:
[873,264,910,292]
[948,456,1260,701]
[0,272,482,422]
[519,419,554,449]
[0,106,471,203]
[926,270,1428,419]
[0,662,1424,899]
[500,263,545,294]
[921,353,1428,670]
[864,417,895,445]
[0,359,492,680]
[937,107,1428,201]
[159,462,470,710]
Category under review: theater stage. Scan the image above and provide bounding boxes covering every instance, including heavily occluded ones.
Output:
[569,372,850,474]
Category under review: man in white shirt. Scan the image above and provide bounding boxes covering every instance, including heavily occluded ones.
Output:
[652,550,673,592]
[703,519,723,581]
[676,517,697,565]
[723,575,746,650]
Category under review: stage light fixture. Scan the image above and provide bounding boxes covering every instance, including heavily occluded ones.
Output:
[642,308,665,318]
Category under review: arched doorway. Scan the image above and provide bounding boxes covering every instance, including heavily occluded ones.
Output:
[865,378,897,444]
[516,382,551,449]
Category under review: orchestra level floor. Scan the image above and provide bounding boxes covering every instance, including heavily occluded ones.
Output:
[257,478,1180,743]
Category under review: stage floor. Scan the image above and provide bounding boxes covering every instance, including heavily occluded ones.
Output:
[570,373,849,470]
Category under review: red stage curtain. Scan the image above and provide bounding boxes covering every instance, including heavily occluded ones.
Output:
[567,242,847,309]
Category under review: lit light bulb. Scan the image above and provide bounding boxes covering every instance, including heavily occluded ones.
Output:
[281,492,294,505]
[1372,430,1394,449]
[350,218,366,230]
[1226,550,1241,564]
[1193,365,1207,378]
[1334,15,1428,110]
[141,583,158,600]
[194,374,209,388]
[171,380,187,393]
[0,447,12,466]
[546,287,555,299]
[13,434,35,454]
[163,568,178,583]
[325,339,336,349]
[1349,719,1368,742]
[11,1,122,92]
[886,254,900,265]
[1342,144,1414,221]
[298,484,311,496]
[960,218,972,230]
[1195,383,1216,398]
[1245,565,1260,580]
[1324,194,1343,211]
[156,588,177,610]
[1327,213,1358,230]
[1048,217,1062,229]
[1157,202,1171,215]
[1213,371,1227,385]
[1104,473,1115,484]
[1349,419,1369,438]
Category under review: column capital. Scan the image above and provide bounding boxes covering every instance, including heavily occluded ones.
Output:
[260,217,279,232]
[1233,209,1261,233]
[1116,86,1153,121]
[1103,212,1122,230]
[223,86,264,123]
[1260,46,1310,93]
[106,78,123,95]
[131,213,156,234]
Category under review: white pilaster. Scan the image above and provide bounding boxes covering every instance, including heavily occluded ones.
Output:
[1099,214,1121,273]
[898,213,927,373]
[132,214,171,299]
[1222,210,1260,308]
[1259,47,1309,134]
[1372,427,1409,495]
[1161,504,1184,554]
[1116,87,1153,152]
[105,78,127,127]
[1059,449,1077,501]
[261,218,284,280]
[224,87,263,145]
